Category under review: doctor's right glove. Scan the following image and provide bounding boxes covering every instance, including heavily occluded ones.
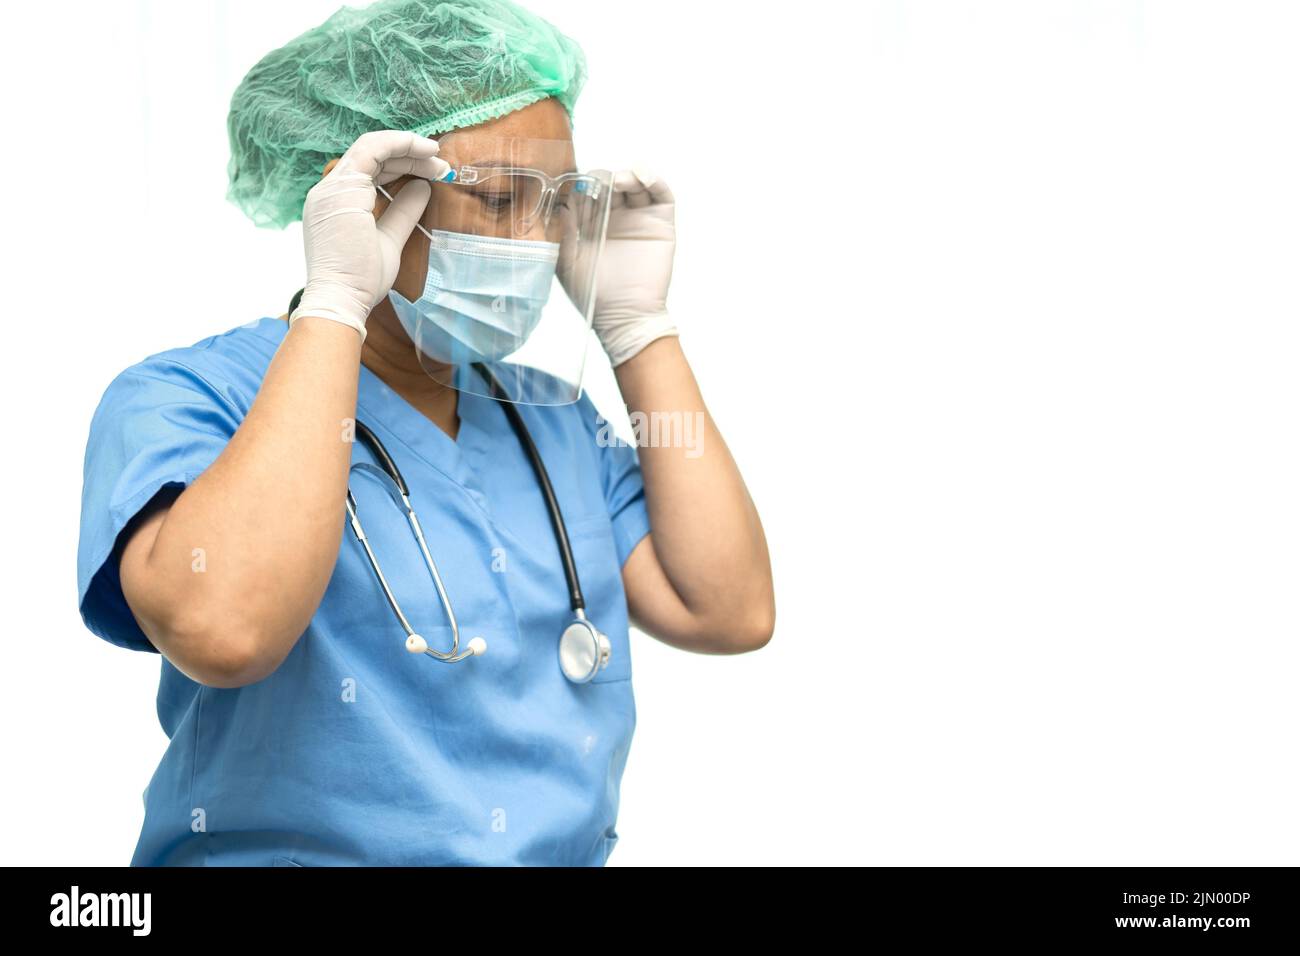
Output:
[291,130,452,343]
[563,168,680,367]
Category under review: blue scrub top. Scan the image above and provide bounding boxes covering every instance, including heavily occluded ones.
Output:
[76,317,650,866]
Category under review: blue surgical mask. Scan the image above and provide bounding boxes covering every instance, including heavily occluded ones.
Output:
[388,227,561,365]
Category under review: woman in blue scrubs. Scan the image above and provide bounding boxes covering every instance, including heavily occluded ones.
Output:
[76,0,774,866]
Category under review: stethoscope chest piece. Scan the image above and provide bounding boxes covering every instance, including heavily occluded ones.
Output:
[559,616,612,684]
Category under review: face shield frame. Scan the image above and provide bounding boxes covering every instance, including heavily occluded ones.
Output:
[378,133,614,406]
[450,163,609,238]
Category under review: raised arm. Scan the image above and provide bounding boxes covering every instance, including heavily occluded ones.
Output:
[618,337,775,654]
[568,168,774,653]
[118,131,450,687]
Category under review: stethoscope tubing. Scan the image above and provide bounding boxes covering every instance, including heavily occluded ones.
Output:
[474,364,585,613]
[289,287,593,672]
[350,367,586,615]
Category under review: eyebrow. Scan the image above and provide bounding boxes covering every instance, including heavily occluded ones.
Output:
[463,157,580,177]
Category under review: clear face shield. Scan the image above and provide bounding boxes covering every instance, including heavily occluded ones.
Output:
[378,132,613,406]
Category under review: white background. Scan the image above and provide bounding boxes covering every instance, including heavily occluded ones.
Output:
[1,0,1297,865]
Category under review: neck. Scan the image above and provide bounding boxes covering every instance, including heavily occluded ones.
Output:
[361,300,460,440]
[277,300,460,439]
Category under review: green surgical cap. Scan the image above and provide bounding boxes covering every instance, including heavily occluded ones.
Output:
[226,0,587,229]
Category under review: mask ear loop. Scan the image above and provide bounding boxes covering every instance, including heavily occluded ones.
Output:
[376,182,436,242]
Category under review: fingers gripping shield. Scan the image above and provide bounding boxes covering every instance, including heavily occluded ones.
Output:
[380,134,613,405]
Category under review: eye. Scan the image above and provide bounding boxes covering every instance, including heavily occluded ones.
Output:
[477,192,514,213]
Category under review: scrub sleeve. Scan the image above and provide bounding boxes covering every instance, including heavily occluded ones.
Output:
[77,360,242,653]
[579,394,652,568]
[78,357,653,652]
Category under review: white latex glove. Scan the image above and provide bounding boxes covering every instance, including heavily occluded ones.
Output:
[572,167,678,367]
[290,130,453,342]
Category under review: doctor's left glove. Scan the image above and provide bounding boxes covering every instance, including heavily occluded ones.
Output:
[563,168,680,367]
[291,130,453,344]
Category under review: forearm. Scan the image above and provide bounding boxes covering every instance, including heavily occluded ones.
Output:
[125,317,362,683]
[614,336,774,645]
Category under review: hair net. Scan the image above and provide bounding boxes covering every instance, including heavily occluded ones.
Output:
[226,0,587,229]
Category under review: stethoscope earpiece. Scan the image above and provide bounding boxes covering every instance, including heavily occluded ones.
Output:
[408,633,485,657]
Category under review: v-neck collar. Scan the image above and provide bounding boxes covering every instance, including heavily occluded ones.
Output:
[246,317,505,512]
[357,359,493,488]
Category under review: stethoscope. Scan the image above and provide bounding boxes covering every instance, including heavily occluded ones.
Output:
[289,291,613,684]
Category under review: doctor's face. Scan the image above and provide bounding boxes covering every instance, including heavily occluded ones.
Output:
[318,96,577,306]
